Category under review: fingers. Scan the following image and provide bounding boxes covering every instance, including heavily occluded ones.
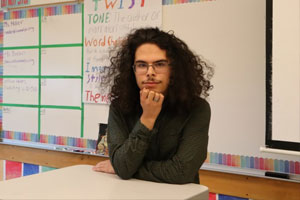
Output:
[140,88,164,104]
[92,161,115,174]
[153,92,160,102]
[92,162,103,171]
[148,91,155,102]
[139,90,164,130]
[158,93,164,104]
[95,161,103,167]
[140,88,149,100]
[92,160,109,172]
[92,165,102,172]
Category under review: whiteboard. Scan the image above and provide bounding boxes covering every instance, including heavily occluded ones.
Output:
[272,0,300,143]
[83,104,109,139]
[3,49,39,75]
[3,107,39,133]
[40,108,81,137]
[161,0,299,161]
[83,0,162,104]
[1,4,84,141]
[41,79,81,107]
[3,79,39,105]
[41,47,82,76]
[41,14,82,45]
[3,18,39,47]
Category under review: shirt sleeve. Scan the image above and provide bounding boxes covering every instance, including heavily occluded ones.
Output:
[133,100,211,184]
[107,104,157,180]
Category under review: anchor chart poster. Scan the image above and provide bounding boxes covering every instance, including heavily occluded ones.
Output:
[83,0,162,104]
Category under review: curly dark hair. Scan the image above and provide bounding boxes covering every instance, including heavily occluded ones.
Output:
[105,27,213,114]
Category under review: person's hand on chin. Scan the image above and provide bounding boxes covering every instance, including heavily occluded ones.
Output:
[140,88,164,130]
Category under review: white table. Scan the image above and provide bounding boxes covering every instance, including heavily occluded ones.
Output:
[0,164,209,200]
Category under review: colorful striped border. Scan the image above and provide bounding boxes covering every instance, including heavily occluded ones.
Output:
[0,11,3,46]
[3,4,82,20]
[1,129,299,175]
[206,152,300,175]
[41,4,82,17]
[0,0,31,9]
[0,131,97,149]
[4,8,39,20]
[0,51,3,76]
[162,0,215,5]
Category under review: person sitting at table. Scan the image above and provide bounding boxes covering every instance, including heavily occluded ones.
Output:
[93,27,214,184]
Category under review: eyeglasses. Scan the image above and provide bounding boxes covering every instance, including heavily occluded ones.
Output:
[132,60,170,74]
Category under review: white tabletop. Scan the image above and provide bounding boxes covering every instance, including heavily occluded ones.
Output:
[0,164,208,200]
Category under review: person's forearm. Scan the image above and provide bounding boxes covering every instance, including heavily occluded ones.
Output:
[109,140,148,179]
[108,121,156,179]
[134,129,209,184]
[133,153,205,184]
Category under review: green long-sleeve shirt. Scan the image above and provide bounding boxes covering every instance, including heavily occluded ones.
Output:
[107,97,210,184]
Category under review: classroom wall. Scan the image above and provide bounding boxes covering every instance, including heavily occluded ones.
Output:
[164,0,265,157]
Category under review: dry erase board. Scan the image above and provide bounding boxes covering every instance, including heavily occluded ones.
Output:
[161,0,300,174]
[266,0,300,152]
[0,0,162,149]
[1,4,84,143]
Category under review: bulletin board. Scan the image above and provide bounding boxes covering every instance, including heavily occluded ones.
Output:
[0,0,162,150]
[0,4,85,146]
